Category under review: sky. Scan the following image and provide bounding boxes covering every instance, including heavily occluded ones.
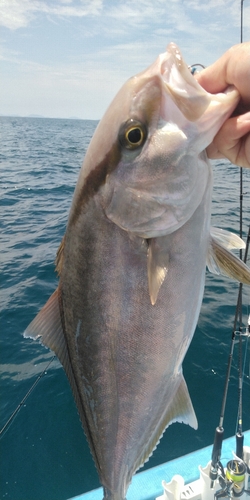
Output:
[1,0,250,120]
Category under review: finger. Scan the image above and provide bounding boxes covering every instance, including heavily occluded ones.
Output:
[196,43,250,106]
[207,113,250,168]
[195,56,228,94]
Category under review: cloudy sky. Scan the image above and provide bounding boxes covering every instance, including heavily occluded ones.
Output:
[1,0,250,120]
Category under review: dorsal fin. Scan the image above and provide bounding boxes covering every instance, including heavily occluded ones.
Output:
[24,288,67,361]
[55,236,65,276]
[24,289,101,470]
[24,289,78,408]
[24,289,79,409]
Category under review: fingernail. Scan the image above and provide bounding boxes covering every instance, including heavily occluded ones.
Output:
[238,111,250,123]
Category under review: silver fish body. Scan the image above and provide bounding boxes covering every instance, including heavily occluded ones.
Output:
[61,173,210,499]
[25,43,250,500]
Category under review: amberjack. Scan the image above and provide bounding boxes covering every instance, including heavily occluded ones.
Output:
[25,43,250,500]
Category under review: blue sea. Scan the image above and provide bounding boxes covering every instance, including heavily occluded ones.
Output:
[0,116,249,500]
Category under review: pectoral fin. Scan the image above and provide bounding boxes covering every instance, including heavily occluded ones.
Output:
[207,231,250,284]
[210,227,246,250]
[147,238,169,305]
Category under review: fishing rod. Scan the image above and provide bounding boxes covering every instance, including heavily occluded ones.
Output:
[0,355,56,438]
[232,0,249,464]
[209,228,250,494]
[209,2,250,495]
[235,226,250,461]
[209,321,250,497]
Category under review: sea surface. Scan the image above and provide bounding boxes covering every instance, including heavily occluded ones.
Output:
[0,116,249,500]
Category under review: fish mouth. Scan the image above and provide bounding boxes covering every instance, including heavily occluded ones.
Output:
[158,42,239,147]
[159,42,212,122]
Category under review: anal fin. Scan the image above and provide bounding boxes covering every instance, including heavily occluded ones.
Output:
[164,375,198,430]
[131,375,197,479]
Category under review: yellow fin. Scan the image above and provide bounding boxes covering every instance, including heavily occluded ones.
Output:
[210,227,246,250]
[207,237,250,284]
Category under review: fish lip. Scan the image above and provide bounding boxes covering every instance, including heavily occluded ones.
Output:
[159,42,196,90]
[158,43,239,129]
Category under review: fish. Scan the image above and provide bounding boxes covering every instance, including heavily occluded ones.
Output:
[24,42,250,500]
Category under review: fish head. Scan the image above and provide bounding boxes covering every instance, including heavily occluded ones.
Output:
[70,43,239,238]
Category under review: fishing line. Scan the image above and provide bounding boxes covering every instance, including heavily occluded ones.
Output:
[0,355,56,438]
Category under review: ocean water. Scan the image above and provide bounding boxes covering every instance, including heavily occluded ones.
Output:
[0,116,249,500]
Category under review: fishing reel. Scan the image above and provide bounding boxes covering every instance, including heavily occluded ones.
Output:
[214,459,250,499]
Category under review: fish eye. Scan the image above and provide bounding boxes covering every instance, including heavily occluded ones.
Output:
[126,127,143,145]
[119,120,147,150]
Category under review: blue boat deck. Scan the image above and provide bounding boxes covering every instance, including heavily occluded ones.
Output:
[69,430,250,500]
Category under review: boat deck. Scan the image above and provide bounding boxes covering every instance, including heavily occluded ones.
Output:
[69,430,250,500]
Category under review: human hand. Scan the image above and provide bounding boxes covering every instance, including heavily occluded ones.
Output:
[195,42,250,168]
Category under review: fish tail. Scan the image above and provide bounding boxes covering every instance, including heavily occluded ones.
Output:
[103,488,126,500]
